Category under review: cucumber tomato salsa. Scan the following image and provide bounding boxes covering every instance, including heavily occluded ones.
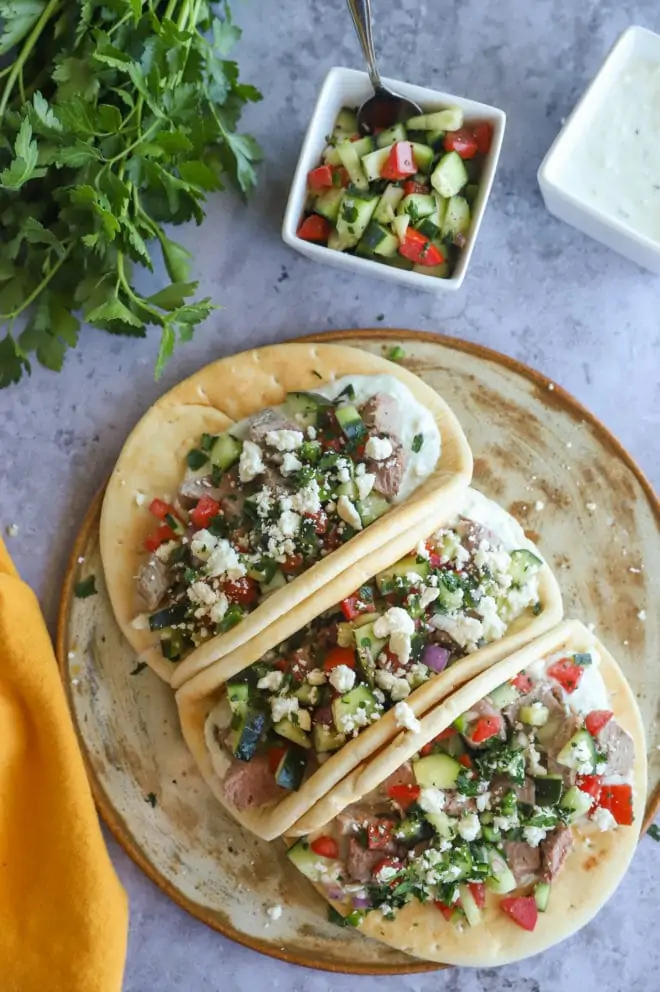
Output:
[204,504,544,813]
[297,105,494,279]
[288,645,635,933]
[134,376,439,663]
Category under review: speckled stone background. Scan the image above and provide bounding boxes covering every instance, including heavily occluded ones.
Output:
[0,1,658,990]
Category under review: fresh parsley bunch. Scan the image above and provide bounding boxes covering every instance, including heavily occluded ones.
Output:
[0,0,262,387]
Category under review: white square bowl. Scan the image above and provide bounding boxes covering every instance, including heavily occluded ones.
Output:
[282,66,506,293]
[538,26,660,274]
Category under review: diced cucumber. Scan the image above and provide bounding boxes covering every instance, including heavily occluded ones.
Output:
[322,144,342,166]
[313,186,345,223]
[333,107,359,137]
[458,883,483,927]
[374,183,405,224]
[160,629,186,660]
[412,262,450,279]
[274,717,312,749]
[392,213,410,243]
[284,390,331,427]
[361,146,393,182]
[436,576,464,611]
[376,122,407,148]
[335,402,365,440]
[227,682,250,713]
[299,440,322,463]
[246,558,279,584]
[313,722,346,753]
[441,196,471,243]
[337,612,374,646]
[556,730,598,773]
[509,549,543,585]
[360,221,399,257]
[465,183,479,205]
[410,142,435,174]
[486,851,517,894]
[230,703,268,761]
[287,838,337,881]
[335,192,378,247]
[398,192,436,222]
[394,813,430,845]
[453,714,469,734]
[413,753,461,789]
[519,703,549,727]
[295,682,321,707]
[336,479,358,498]
[332,684,380,733]
[426,129,446,150]
[406,108,464,131]
[431,151,468,198]
[534,881,551,912]
[275,745,308,790]
[353,620,387,682]
[357,492,390,526]
[210,432,242,470]
[351,135,376,158]
[259,568,287,597]
[337,141,368,190]
[488,682,520,709]
[383,253,414,270]
[534,776,563,806]
[482,824,502,843]
[376,556,429,593]
[560,784,593,822]
[415,215,441,240]
[329,228,356,252]
[424,810,455,839]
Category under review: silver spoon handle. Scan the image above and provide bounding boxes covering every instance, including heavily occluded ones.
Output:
[346,0,382,91]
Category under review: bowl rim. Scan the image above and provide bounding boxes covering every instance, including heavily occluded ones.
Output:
[281,65,507,292]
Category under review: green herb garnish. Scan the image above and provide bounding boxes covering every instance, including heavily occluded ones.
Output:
[648,824,660,842]
[145,792,157,808]
[200,433,216,452]
[74,576,97,599]
[412,433,424,453]
[387,346,406,362]
[187,449,208,470]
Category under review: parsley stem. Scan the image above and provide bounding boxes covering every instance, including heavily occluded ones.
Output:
[0,0,62,119]
[0,241,74,321]
[106,115,160,165]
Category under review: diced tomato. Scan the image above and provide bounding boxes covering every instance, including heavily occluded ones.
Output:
[307,164,334,192]
[143,524,176,552]
[585,710,613,736]
[470,714,502,744]
[547,658,584,693]
[458,753,473,769]
[306,511,328,535]
[512,672,533,693]
[323,645,357,672]
[372,856,401,879]
[281,553,304,575]
[402,179,429,195]
[310,835,339,859]
[149,498,180,522]
[268,746,286,773]
[398,228,444,267]
[443,127,478,160]
[472,121,493,155]
[223,576,259,606]
[367,819,395,850]
[435,900,455,921]
[576,774,603,807]
[190,495,221,529]
[501,895,538,932]
[297,214,331,242]
[424,541,442,568]
[340,594,376,621]
[597,784,634,826]
[380,141,417,180]
[468,882,486,909]
[387,783,421,809]
[333,166,351,187]
[324,526,343,550]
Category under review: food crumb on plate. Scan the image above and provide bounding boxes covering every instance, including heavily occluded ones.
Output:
[585,502,597,512]
[266,904,283,922]
[5,523,18,537]
[534,500,545,511]
[637,610,647,621]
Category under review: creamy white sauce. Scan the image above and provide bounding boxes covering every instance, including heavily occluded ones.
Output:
[457,487,543,556]
[560,57,660,242]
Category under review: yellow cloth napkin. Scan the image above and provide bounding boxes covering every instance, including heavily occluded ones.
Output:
[0,538,128,992]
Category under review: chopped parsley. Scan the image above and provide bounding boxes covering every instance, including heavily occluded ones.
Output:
[74,576,97,599]
[412,433,424,453]
[145,792,158,808]
[387,345,406,362]
[648,824,660,842]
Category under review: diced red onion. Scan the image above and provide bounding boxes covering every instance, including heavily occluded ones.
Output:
[313,704,334,725]
[326,886,344,901]
[423,644,450,672]
[352,895,371,908]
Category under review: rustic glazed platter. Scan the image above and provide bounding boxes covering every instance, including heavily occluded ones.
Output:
[57,330,660,974]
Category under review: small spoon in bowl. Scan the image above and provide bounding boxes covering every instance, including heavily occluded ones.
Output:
[346,0,421,134]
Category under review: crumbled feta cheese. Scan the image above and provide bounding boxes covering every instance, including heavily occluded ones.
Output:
[238,439,265,483]
[525,739,546,776]
[373,687,385,703]
[373,607,415,666]
[477,596,508,641]
[457,812,481,842]
[419,787,446,813]
[591,806,618,831]
[376,864,399,883]
[266,904,282,921]
[365,436,393,461]
[336,465,351,483]
[355,463,366,476]
[155,540,178,561]
[430,612,483,652]
[278,509,302,538]
[257,670,284,691]
[405,571,424,587]
[336,706,373,734]
[523,826,547,848]
[393,701,421,733]
[493,811,519,832]
[416,541,430,560]
[419,586,440,610]
[454,543,471,567]
[328,664,356,693]
[270,695,299,723]
[637,609,647,621]
[281,452,303,475]
[206,539,246,580]
[131,613,150,630]
[585,502,597,512]
[307,669,327,686]
[134,491,146,506]
[265,429,304,451]
[375,668,411,701]
[355,472,376,501]
[476,791,491,812]
[379,903,393,918]
[292,479,322,515]
[405,663,430,687]
[306,426,317,440]
[190,529,218,560]
[534,500,545,511]
[188,581,218,607]
[336,495,362,531]
[209,594,229,624]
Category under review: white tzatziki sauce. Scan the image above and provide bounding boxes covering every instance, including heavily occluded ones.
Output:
[561,57,660,241]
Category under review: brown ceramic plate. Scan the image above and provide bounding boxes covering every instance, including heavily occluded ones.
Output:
[57,330,660,974]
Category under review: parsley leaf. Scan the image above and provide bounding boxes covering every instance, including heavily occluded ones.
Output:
[74,575,97,598]
[648,824,660,842]
[387,345,406,362]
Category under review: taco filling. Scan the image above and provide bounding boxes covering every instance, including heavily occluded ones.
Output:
[204,498,544,813]
[287,644,635,933]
